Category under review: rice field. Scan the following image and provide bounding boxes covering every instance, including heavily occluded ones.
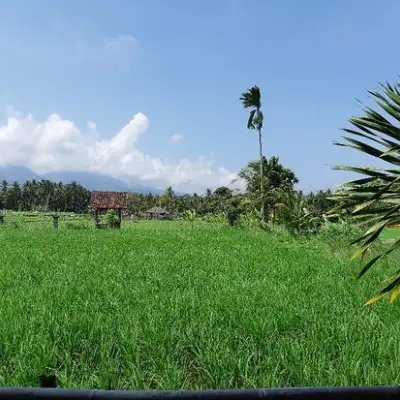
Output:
[1,218,400,389]
[382,227,400,240]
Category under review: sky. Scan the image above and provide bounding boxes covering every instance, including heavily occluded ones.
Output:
[1,0,400,193]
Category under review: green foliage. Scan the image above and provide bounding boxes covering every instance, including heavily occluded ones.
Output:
[182,209,197,227]
[239,157,298,196]
[0,179,90,213]
[214,186,233,199]
[226,208,240,226]
[238,156,299,222]
[275,191,322,236]
[317,220,364,248]
[305,189,336,217]
[332,81,400,303]
[238,209,260,228]
[202,211,227,225]
[223,198,240,227]
[240,85,263,130]
[104,210,120,228]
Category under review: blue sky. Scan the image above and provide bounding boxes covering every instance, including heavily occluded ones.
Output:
[0,0,400,192]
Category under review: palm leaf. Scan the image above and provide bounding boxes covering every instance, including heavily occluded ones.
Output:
[332,81,400,304]
[240,86,261,109]
[241,86,263,131]
[247,109,256,130]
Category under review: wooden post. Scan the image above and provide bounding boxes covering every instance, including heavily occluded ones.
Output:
[52,215,59,231]
[0,214,3,225]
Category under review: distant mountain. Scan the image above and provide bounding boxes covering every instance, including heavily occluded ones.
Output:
[0,165,40,182]
[42,171,165,194]
[0,165,165,194]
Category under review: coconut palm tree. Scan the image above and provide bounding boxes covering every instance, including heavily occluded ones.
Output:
[332,81,400,304]
[240,86,265,223]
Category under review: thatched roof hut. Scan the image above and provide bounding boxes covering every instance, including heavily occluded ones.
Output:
[90,191,130,228]
[90,191,129,210]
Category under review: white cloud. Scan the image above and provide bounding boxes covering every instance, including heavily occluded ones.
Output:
[0,108,245,193]
[170,134,183,143]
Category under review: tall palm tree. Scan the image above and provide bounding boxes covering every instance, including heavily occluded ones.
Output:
[332,81,400,304]
[240,86,265,222]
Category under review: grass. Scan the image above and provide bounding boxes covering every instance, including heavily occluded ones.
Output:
[1,219,400,389]
[382,227,400,240]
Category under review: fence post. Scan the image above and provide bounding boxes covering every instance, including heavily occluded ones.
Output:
[52,215,59,231]
[0,214,3,225]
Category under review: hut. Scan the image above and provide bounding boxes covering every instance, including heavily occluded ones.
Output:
[143,206,171,220]
[90,191,129,228]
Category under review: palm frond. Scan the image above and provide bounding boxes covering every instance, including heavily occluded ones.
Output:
[332,81,400,303]
[247,109,256,129]
[240,86,261,109]
[253,111,263,130]
[241,86,263,130]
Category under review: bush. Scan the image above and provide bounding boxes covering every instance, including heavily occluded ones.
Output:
[182,209,197,227]
[317,220,363,245]
[316,220,390,264]
[226,208,241,227]
[278,208,322,236]
[104,210,120,228]
[202,212,227,225]
[238,210,260,228]
[274,192,322,236]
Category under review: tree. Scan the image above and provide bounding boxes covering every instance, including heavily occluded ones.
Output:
[1,180,7,192]
[332,81,400,304]
[240,85,266,222]
[161,186,175,209]
[6,182,22,210]
[305,189,335,217]
[214,186,232,199]
[238,156,298,221]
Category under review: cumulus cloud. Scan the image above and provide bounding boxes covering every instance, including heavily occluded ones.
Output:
[170,134,183,143]
[0,109,245,193]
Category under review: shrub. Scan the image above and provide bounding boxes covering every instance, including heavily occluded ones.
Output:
[226,208,241,227]
[238,210,260,228]
[104,210,120,228]
[202,212,227,225]
[318,220,363,245]
[183,209,197,227]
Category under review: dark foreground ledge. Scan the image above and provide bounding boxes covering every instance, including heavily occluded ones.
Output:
[0,386,400,400]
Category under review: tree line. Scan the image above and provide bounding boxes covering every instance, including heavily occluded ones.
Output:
[0,179,90,214]
[0,156,334,222]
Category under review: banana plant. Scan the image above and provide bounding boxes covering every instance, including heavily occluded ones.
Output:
[332,81,400,304]
[276,191,321,235]
[183,209,197,228]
